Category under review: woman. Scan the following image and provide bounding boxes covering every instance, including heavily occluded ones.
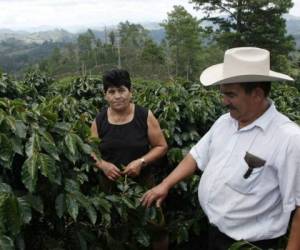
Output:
[90,69,168,250]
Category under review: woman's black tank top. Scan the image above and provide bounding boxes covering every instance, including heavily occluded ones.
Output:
[95,105,150,168]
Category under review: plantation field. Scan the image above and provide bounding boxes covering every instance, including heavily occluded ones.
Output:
[0,72,300,249]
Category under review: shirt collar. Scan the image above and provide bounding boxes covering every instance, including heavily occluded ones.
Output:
[235,100,277,132]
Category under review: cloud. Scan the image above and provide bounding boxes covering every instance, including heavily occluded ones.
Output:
[0,0,197,30]
[0,0,298,31]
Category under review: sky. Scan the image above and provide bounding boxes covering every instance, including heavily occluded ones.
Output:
[0,0,300,32]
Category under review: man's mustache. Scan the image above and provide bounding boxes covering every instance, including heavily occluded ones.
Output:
[225,104,236,110]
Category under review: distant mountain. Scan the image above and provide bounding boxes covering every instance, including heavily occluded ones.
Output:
[284,15,300,48]
[284,14,300,21]
[23,29,76,44]
[0,15,299,76]
[88,27,165,43]
[0,38,66,75]
[0,29,77,75]
[149,29,165,43]
[1,15,299,46]
[0,29,28,41]
[0,29,76,44]
[87,17,300,46]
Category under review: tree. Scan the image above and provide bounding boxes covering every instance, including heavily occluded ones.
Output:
[51,47,61,63]
[161,5,204,81]
[140,39,165,78]
[77,29,97,74]
[118,21,150,74]
[191,0,295,72]
[108,30,116,46]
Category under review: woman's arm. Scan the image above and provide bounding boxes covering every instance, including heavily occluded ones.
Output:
[123,110,168,176]
[144,110,168,164]
[90,120,121,181]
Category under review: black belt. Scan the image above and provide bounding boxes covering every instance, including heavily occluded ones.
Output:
[208,224,282,250]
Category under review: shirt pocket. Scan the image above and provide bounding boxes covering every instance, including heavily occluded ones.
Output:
[225,159,265,195]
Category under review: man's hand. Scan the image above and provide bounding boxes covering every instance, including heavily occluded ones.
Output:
[141,182,169,208]
[286,206,300,250]
[96,161,121,181]
[122,159,142,177]
[141,154,197,208]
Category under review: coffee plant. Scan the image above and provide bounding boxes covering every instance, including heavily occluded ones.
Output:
[0,71,299,249]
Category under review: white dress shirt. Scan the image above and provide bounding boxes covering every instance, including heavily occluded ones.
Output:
[190,102,300,241]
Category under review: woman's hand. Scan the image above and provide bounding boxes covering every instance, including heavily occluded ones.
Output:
[141,182,169,208]
[122,159,142,177]
[96,161,121,181]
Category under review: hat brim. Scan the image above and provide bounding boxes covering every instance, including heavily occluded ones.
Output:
[200,63,294,86]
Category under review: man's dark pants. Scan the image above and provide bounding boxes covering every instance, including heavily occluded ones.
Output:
[208,225,281,250]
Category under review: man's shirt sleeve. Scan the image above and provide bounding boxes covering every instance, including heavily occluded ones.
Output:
[293,134,300,207]
[190,126,213,171]
[277,132,300,212]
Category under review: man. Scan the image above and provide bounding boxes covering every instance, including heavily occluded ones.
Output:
[141,47,300,250]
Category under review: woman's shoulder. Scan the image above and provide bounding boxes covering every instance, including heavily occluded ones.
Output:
[134,104,149,118]
[133,104,149,128]
[96,106,108,119]
[135,104,148,113]
[95,106,109,128]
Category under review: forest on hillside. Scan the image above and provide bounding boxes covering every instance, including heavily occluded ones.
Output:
[35,3,300,83]
[0,1,300,250]
[0,2,300,83]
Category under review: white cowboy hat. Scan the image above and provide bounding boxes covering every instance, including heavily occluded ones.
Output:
[200,47,294,86]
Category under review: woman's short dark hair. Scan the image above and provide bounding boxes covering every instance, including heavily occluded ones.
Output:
[102,69,131,92]
[240,82,271,97]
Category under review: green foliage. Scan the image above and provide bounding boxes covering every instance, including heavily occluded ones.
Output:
[66,76,102,99]
[191,0,295,73]
[134,80,224,160]
[118,21,162,77]
[34,23,168,80]
[0,73,103,248]
[0,235,14,250]
[271,83,300,124]
[21,71,55,102]
[140,39,165,79]
[161,5,205,81]
[0,183,31,248]
[0,73,24,99]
